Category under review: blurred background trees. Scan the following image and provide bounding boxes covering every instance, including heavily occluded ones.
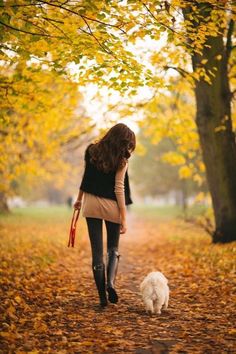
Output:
[0,0,235,242]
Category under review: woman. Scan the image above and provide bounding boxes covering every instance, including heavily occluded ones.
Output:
[74,123,136,308]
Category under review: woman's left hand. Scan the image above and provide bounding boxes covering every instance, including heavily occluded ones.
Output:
[73,200,82,210]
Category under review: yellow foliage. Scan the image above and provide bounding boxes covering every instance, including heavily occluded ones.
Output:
[161,152,186,166]
[0,0,234,201]
[195,192,206,202]
[135,142,147,156]
[179,165,193,179]
[0,61,89,196]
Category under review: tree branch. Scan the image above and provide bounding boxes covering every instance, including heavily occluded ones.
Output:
[42,17,73,44]
[0,44,18,54]
[231,88,236,100]
[164,65,190,77]
[36,0,127,34]
[140,0,192,49]
[18,16,51,35]
[0,20,61,38]
[80,18,116,58]
[141,1,175,33]
[0,3,42,8]
[41,16,64,24]
[81,16,115,57]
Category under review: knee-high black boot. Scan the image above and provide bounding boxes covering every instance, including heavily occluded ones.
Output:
[92,263,108,308]
[106,249,120,303]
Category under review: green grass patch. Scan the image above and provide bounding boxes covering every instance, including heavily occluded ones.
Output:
[0,205,72,224]
[130,203,207,220]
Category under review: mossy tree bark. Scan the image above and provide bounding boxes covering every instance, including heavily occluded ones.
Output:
[184,6,236,243]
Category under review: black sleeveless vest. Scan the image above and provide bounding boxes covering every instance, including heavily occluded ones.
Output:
[79,145,133,205]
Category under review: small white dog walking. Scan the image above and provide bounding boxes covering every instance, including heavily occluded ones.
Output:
[140,271,169,314]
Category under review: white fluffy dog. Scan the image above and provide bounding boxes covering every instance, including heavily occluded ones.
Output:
[140,271,169,314]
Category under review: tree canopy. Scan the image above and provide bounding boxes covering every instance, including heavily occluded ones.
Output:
[1,0,236,241]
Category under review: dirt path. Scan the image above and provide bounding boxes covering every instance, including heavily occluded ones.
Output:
[1,212,235,353]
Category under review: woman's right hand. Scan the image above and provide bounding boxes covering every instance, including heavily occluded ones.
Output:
[120,218,127,234]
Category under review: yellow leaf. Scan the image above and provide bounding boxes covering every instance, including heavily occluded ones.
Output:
[15,295,22,304]
[0,332,11,338]
[34,321,48,333]
[228,329,236,336]
[7,304,16,316]
[215,125,226,133]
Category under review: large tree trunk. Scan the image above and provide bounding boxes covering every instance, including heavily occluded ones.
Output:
[0,192,10,213]
[184,6,236,242]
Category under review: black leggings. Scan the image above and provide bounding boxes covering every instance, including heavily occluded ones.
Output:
[86,217,120,267]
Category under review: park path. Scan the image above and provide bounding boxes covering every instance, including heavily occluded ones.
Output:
[1,211,235,353]
[53,212,235,353]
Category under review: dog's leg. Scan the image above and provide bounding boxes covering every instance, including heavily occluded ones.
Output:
[154,301,162,314]
[163,290,169,310]
[153,299,157,314]
[145,299,154,314]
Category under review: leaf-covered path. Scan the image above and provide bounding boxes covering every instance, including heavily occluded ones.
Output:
[0,208,235,353]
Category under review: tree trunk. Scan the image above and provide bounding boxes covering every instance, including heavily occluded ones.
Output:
[181,179,188,219]
[185,7,236,242]
[0,192,10,213]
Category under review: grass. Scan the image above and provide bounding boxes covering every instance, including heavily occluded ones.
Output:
[0,203,209,225]
[0,205,77,271]
[130,203,208,220]
[0,205,72,224]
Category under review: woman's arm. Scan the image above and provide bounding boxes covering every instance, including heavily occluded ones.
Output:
[74,189,84,210]
[115,162,128,234]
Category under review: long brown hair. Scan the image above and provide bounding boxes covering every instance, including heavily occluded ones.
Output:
[88,123,136,173]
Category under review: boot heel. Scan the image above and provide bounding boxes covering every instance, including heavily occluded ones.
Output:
[107,287,118,303]
[92,263,108,307]
[106,249,120,304]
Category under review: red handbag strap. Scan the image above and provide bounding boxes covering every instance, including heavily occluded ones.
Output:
[68,209,80,247]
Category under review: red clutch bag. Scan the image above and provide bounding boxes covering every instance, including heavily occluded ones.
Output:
[68,209,80,247]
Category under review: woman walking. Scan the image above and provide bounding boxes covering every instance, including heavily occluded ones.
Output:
[74,123,136,308]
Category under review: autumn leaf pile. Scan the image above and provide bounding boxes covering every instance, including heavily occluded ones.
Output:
[0,207,235,353]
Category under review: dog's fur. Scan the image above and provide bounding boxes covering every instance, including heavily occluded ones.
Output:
[140,271,169,314]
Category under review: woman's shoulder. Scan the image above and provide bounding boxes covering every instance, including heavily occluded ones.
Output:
[86,143,94,152]
[84,143,94,160]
